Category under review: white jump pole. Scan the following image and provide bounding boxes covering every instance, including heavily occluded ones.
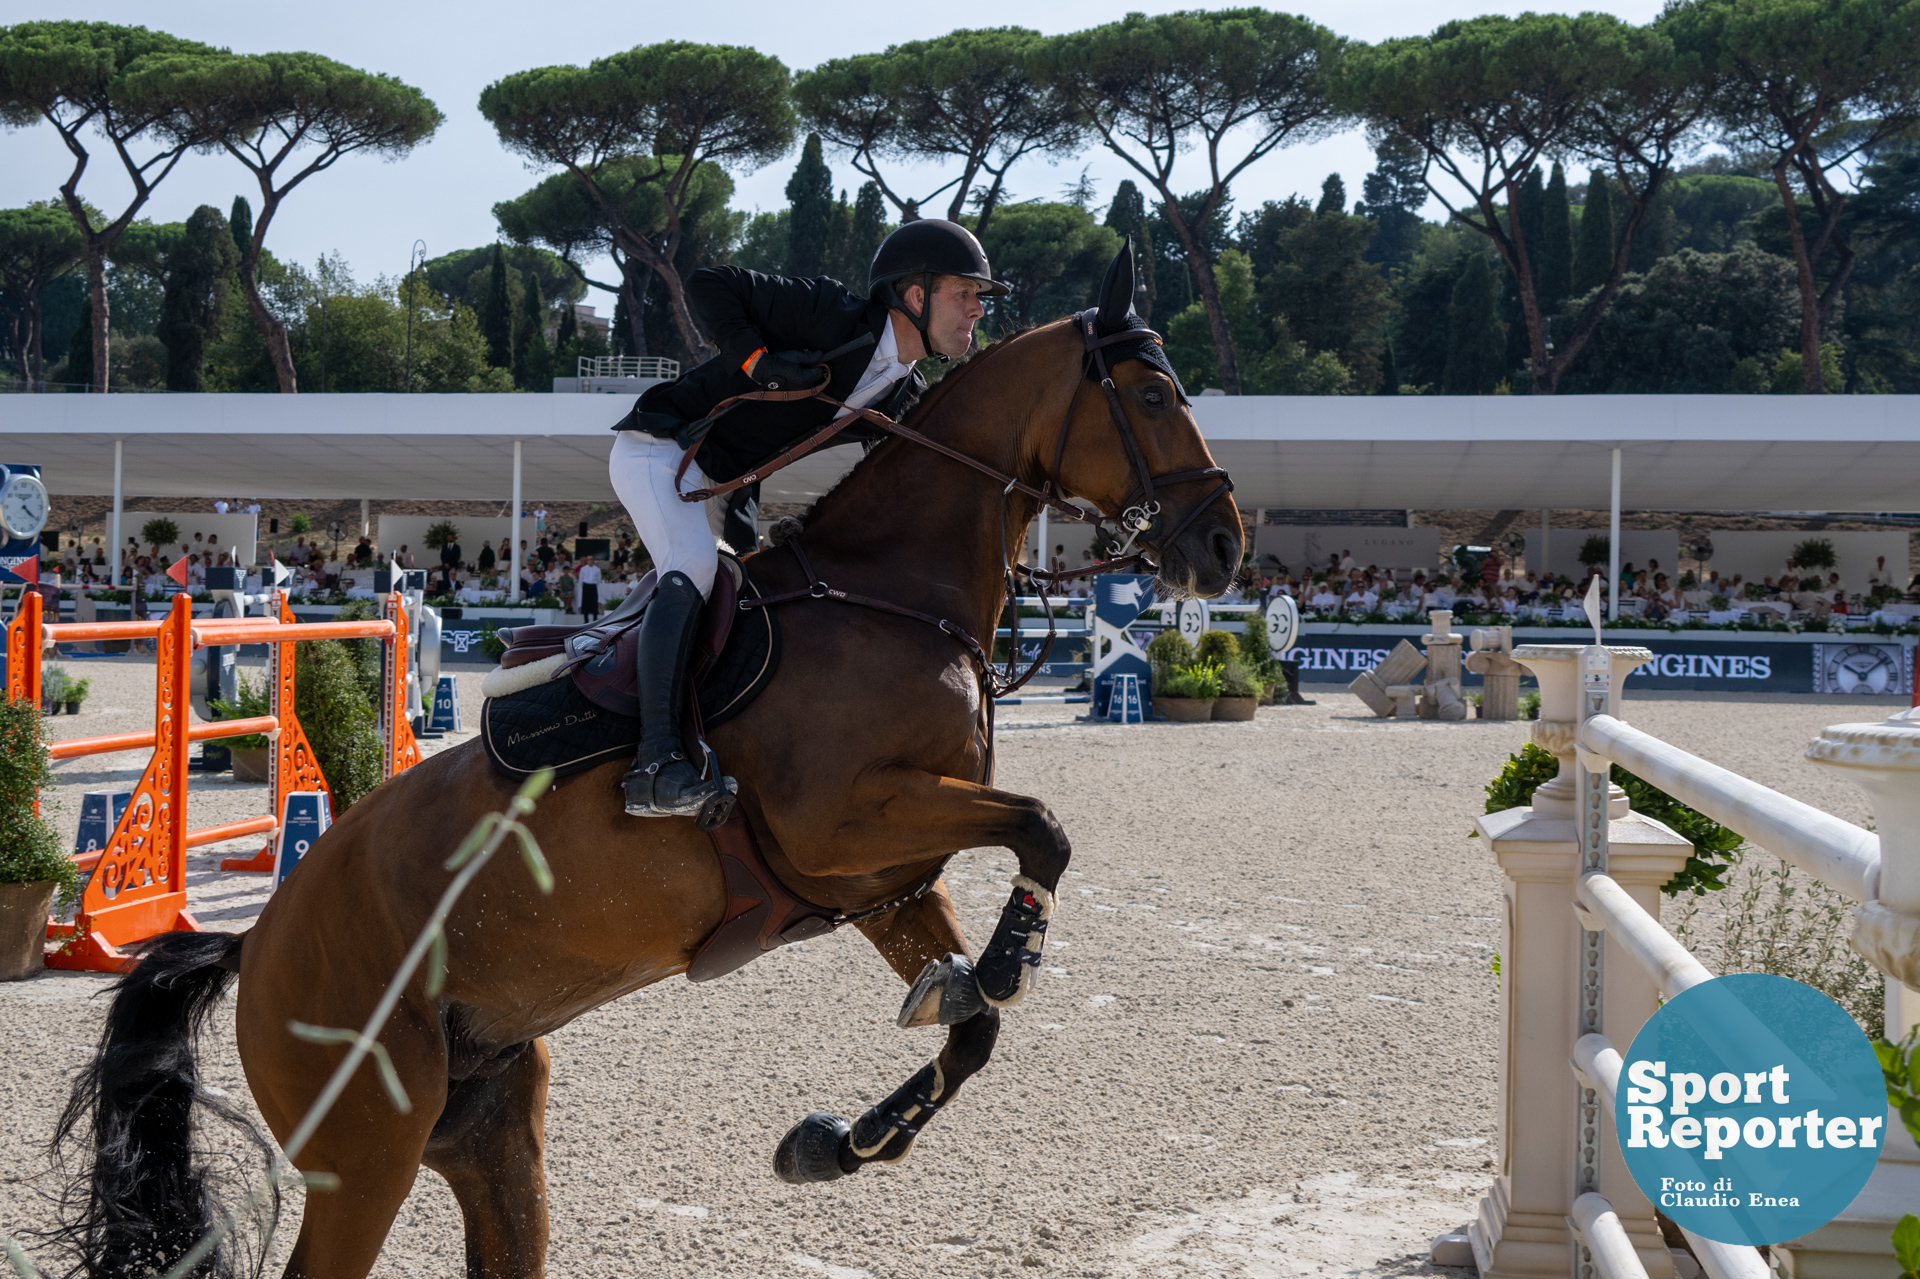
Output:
[1540,508,1550,579]
[109,438,123,585]
[1607,447,1622,621]
[509,439,522,604]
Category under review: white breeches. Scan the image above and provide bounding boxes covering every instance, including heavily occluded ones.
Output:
[608,431,720,598]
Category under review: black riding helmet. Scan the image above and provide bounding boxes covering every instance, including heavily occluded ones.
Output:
[868,219,1009,360]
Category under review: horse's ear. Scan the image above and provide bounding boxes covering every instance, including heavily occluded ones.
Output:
[1095,238,1137,334]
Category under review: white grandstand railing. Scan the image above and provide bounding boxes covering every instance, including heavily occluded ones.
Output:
[577,355,680,380]
[1475,637,1920,1278]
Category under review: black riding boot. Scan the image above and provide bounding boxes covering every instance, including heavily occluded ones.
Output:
[623,571,727,819]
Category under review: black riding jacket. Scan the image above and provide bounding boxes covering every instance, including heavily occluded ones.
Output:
[616,266,926,486]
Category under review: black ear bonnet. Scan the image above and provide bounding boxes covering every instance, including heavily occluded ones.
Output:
[1088,238,1187,402]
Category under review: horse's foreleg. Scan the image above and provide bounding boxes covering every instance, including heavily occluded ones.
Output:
[775,888,1002,1184]
[795,770,1071,1011]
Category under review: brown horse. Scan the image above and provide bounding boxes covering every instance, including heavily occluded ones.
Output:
[52,249,1241,1278]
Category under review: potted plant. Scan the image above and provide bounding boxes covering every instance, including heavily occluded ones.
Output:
[64,676,90,716]
[1157,660,1221,722]
[40,665,67,715]
[0,695,75,979]
[212,674,275,782]
[1213,658,1260,720]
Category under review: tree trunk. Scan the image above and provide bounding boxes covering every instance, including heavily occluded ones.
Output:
[87,247,109,394]
[655,262,714,363]
[623,264,651,359]
[236,256,298,393]
[1160,193,1239,395]
[1772,161,1826,394]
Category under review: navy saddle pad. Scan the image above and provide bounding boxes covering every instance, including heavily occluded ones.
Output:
[481,571,780,780]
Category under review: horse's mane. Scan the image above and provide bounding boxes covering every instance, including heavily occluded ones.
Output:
[797,318,1070,527]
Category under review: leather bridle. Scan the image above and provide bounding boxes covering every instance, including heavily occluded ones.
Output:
[673,308,1236,699]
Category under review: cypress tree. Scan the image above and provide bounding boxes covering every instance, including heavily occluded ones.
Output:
[1539,163,1573,314]
[483,244,511,367]
[847,182,888,291]
[1572,170,1615,296]
[157,205,239,392]
[1444,254,1505,395]
[229,196,253,259]
[824,188,853,283]
[513,272,544,387]
[786,132,834,278]
[1378,341,1399,395]
[1104,180,1155,320]
[1316,173,1346,216]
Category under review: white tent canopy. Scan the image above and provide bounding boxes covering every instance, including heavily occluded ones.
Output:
[4,392,1917,512]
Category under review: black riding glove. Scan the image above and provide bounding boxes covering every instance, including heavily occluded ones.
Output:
[745,348,828,392]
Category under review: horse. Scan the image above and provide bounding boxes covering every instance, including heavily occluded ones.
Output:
[51,246,1242,1279]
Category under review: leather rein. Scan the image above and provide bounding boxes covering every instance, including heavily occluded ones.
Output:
[677,308,1234,700]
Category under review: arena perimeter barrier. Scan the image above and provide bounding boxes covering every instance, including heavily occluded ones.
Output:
[1472,641,1920,1278]
[5,588,422,972]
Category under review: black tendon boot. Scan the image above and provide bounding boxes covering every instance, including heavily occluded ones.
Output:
[623,571,727,819]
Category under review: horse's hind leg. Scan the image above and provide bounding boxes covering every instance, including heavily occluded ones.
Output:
[775,885,1001,1183]
[422,1038,552,1279]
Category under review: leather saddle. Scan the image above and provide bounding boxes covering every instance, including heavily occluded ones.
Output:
[495,557,742,721]
[488,555,828,984]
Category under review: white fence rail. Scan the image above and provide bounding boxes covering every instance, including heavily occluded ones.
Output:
[1580,713,1881,903]
[1473,637,1920,1278]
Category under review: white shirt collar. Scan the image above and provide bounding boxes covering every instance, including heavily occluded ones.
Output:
[871,312,913,379]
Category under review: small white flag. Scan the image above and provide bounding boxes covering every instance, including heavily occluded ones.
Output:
[270,553,291,587]
[1583,573,1604,644]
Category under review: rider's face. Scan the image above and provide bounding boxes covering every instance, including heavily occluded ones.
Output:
[903,277,987,359]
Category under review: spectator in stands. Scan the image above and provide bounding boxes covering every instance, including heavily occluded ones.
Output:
[1869,557,1893,592]
[439,534,462,576]
[477,541,496,574]
[1308,580,1339,611]
[352,536,374,567]
[213,499,229,514]
[536,536,556,571]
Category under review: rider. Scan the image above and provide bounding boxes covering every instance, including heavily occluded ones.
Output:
[610,219,1008,819]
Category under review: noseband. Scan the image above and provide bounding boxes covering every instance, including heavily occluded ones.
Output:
[673,309,1236,697]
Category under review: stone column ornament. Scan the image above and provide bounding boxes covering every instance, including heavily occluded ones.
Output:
[1804,707,1920,996]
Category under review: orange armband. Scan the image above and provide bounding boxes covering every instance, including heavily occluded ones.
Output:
[742,348,766,375]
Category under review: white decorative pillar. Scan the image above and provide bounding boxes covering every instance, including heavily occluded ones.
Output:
[1472,643,1688,1279]
[1777,706,1920,1275]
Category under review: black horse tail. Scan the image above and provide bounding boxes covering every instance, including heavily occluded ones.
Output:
[50,930,276,1279]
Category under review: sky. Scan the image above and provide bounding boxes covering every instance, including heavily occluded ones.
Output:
[0,0,1669,305]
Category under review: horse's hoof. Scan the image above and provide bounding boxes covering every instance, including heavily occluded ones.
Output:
[774,1111,853,1184]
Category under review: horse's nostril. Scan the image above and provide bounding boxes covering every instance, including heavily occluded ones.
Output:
[1209,527,1237,573]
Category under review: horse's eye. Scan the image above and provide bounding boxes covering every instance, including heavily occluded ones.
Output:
[1143,389,1165,407]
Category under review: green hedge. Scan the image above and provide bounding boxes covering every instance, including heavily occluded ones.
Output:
[1485,742,1743,897]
